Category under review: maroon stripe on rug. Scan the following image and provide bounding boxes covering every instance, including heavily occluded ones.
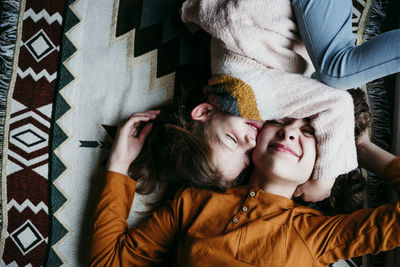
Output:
[2,0,66,265]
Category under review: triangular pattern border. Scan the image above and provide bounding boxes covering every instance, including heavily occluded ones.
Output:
[47,0,80,266]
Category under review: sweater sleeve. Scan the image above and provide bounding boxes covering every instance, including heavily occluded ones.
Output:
[181,0,309,73]
[208,68,357,180]
[182,0,356,180]
[268,70,358,180]
[294,157,400,265]
[89,171,177,266]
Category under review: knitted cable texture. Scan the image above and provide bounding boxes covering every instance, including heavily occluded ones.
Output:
[182,0,358,179]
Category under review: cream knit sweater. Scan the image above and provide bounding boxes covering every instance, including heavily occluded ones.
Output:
[181,0,357,180]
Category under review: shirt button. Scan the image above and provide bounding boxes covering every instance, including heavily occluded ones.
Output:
[242,206,248,212]
[249,191,256,197]
[232,218,239,223]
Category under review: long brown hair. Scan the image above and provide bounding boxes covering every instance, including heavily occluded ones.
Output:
[129,97,234,211]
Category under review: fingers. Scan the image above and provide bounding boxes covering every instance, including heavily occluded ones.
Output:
[127,110,160,123]
[296,179,334,202]
[130,110,160,117]
[121,110,160,134]
[137,122,153,143]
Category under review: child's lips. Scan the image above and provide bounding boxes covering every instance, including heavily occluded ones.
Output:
[246,122,262,133]
[269,143,300,158]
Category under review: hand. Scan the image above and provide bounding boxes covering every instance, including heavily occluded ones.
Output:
[106,110,160,175]
[293,178,335,202]
[355,130,371,153]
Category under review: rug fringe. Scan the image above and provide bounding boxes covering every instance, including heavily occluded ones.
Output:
[362,1,392,266]
[363,0,392,155]
[0,0,21,233]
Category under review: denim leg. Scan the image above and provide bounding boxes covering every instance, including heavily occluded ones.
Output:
[292,0,400,89]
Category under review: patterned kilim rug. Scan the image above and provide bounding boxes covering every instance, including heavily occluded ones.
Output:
[0,0,389,266]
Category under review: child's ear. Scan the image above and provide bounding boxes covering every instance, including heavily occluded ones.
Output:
[191,103,216,122]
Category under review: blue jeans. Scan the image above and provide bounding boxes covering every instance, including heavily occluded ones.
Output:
[292,0,400,89]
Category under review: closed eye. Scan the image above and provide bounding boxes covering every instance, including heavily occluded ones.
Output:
[301,128,315,136]
[267,120,283,125]
[227,134,238,144]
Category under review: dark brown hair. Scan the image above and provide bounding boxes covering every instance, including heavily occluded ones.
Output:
[129,96,235,211]
[296,88,371,215]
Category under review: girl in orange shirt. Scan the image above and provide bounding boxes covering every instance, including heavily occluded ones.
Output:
[90,91,400,266]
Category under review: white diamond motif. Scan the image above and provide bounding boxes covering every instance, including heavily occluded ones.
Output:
[10,123,48,153]
[24,29,55,62]
[13,130,44,146]
[18,227,38,249]
[10,220,44,255]
[30,35,50,56]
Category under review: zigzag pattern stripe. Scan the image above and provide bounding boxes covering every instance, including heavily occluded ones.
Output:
[17,67,57,82]
[10,110,51,128]
[7,199,49,214]
[23,8,62,25]
[46,0,78,265]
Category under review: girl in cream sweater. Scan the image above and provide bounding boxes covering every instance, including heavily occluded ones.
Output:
[180,0,399,200]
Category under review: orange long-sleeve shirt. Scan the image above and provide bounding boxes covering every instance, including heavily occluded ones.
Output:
[90,158,400,266]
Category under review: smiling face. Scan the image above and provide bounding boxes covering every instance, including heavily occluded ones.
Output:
[190,103,263,182]
[252,118,317,186]
[207,112,262,181]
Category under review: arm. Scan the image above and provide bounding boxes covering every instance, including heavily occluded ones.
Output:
[181,0,309,74]
[356,131,400,193]
[296,186,400,265]
[293,130,397,202]
[90,111,178,266]
[181,0,356,201]
[208,70,358,180]
[90,172,178,266]
[356,131,396,177]
[297,146,400,265]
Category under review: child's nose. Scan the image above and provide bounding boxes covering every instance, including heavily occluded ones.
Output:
[244,134,256,147]
[279,127,297,141]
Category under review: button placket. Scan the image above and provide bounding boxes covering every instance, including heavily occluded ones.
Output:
[239,189,257,216]
[230,189,257,226]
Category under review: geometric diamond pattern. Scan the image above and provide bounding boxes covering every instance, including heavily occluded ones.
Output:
[1,0,70,264]
[9,123,49,154]
[12,129,46,147]
[2,0,64,264]
[1,0,370,266]
[10,220,44,255]
[25,29,56,62]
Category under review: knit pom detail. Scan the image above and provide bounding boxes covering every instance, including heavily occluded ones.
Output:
[208,75,262,121]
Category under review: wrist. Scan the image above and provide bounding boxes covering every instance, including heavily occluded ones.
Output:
[106,162,130,176]
[357,140,374,158]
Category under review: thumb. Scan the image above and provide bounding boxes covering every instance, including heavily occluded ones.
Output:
[137,122,153,143]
